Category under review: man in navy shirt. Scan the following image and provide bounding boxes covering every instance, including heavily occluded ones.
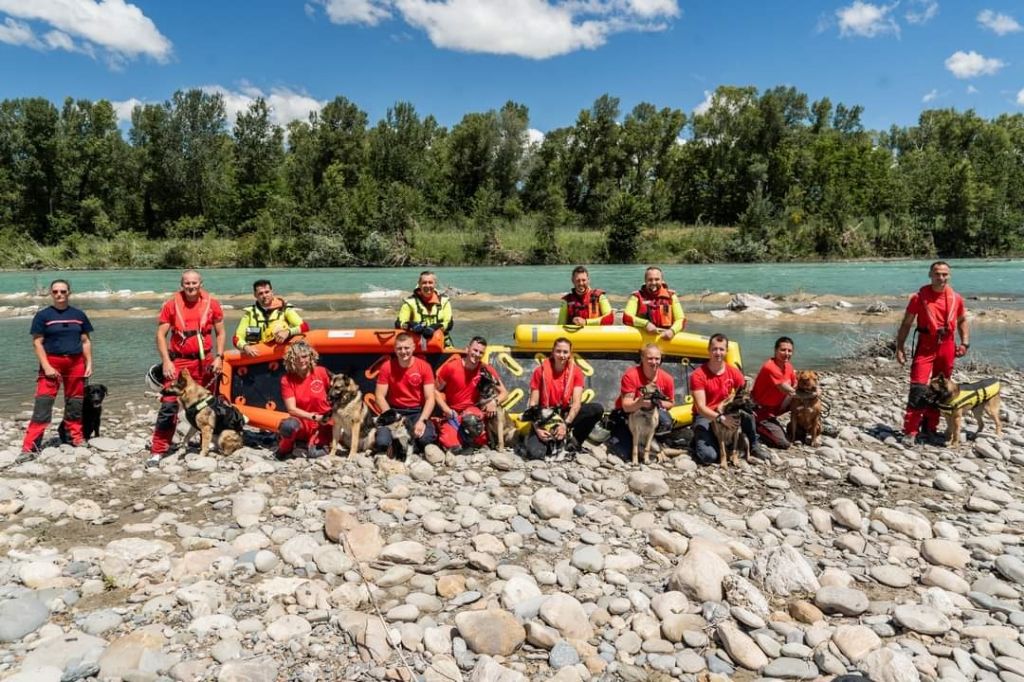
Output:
[21,279,93,457]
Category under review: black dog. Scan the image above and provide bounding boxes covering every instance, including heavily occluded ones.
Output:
[59,384,108,444]
[519,405,568,460]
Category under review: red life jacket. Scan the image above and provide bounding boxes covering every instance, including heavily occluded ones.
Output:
[914,285,959,341]
[540,358,575,410]
[172,290,213,348]
[632,285,676,329]
[562,288,611,324]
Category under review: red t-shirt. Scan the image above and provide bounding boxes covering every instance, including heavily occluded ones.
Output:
[281,366,331,414]
[906,287,965,337]
[751,359,796,417]
[377,356,434,409]
[436,358,498,412]
[689,362,745,416]
[615,365,675,410]
[529,361,584,409]
[158,293,224,355]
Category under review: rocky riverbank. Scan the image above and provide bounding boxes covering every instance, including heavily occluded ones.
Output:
[0,364,1022,681]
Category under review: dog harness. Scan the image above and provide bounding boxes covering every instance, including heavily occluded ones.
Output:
[938,378,1000,412]
[183,395,214,430]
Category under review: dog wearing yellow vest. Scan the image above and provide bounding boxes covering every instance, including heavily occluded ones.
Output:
[927,376,1002,446]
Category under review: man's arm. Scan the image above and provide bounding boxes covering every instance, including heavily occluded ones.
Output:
[81,333,93,378]
[284,308,308,339]
[556,300,569,325]
[895,311,915,365]
[374,382,391,414]
[667,296,685,335]
[622,295,650,330]
[32,335,57,379]
[956,311,970,356]
[233,310,251,352]
[156,322,175,379]
[590,294,613,326]
[395,301,413,330]
[418,384,435,426]
[213,320,225,372]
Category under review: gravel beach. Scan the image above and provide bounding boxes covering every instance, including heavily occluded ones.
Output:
[0,360,1022,682]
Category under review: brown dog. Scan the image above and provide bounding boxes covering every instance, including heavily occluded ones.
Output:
[711,387,756,467]
[788,371,822,446]
[164,369,244,456]
[326,372,369,458]
[630,383,670,465]
[477,369,514,450]
[927,376,1002,446]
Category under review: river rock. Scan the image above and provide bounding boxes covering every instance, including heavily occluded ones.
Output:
[97,625,166,680]
[893,604,951,635]
[668,544,731,602]
[815,585,869,615]
[857,648,921,682]
[832,624,881,662]
[871,508,933,539]
[0,594,50,642]
[232,491,266,527]
[627,471,669,496]
[469,655,528,682]
[455,609,525,656]
[752,544,820,596]
[539,593,592,640]
[920,539,971,569]
[831,498,862,529]
[381,540,427,564]
[717,621,768,670]
[531,488,575,519]
[995,555,1024,585]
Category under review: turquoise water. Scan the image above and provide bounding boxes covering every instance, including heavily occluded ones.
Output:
[2,260,1021,415]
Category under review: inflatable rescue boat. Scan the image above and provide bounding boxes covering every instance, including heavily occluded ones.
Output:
[219,324,742,431]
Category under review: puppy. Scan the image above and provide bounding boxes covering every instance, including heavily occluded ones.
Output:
[711,387,757,468]
[927,376,1002,446]
[788,371,823,446]
[326,372,368,458]
[58,383,108,444]
[477,369,514,450]
[376,409,413,459]
[629,383,670,465]
[520,405,567,461]
[164,369,245,456]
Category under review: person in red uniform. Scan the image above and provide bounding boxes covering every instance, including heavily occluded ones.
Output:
[435,336,508,453]
[20,279,94,459]
[622,266,685,340]
[895,261,969,444]
[606,344,676,458]
[557,266,613,326]
[374,332,437,453]
[277,341,331,459]
[148,270,225,466]
[751,336,797,449]
[689,333,770,463]
[522,337,604,459]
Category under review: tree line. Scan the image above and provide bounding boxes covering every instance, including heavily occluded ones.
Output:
[1,85,1022,268]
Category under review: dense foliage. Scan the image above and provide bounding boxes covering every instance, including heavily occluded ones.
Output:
[1,86,1022,268]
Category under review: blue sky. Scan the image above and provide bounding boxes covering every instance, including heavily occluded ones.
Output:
[0,0,1021,136]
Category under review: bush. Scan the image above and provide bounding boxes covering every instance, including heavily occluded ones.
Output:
[604,192,648,263]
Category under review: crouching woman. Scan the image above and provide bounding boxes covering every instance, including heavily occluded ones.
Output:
[277,341,331,460]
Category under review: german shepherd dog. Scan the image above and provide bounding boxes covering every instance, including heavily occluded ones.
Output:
[927,376,1002,446]
[520,405,567,461]
[711,386,757,468]
[163,369,245,456]
[59,383,108,443]
[477,369,514,450]
[326,372,369,458]
[788,371,823,446]
[630,383,670,465]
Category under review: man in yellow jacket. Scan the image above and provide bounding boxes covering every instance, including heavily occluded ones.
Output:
[396,271,453,348]
[622,266,685,340]
[234,279,309,357]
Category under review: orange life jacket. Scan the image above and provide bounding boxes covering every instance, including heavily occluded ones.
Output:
[562,288,612,324]
[633,285,676,329]
[540,358,575,410]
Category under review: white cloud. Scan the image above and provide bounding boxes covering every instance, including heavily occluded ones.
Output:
[944,50,1006,79]
[905,0,938,25]
[527,128,545,145]
[977,9,1021,35]
[1017,88,1024,106]
[111,97,143,125]
[202,85,325,128]
[318,0,680,58]
[318,0,392,25]
[693,90,714,115]
[966,84,978,94]
[0,0,171,62]
[922,89,938,103]
[837,1,899,38]
[0,17,39,47]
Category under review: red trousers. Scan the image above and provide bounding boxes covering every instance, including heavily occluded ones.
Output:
[437,406,488,449]
[277,417,333,455]
[151,357,214,455]
[23,354,86,451]
[903,335,955,436]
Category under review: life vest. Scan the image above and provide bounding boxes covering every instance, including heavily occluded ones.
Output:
[243,297,292,344]
[172,290,213,343]
[915,285,960,340]
[939,378,1000,412]
[562,288,611,324]
[632,285,676,329]
[539,358,575,410]
[399,289,451,328]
